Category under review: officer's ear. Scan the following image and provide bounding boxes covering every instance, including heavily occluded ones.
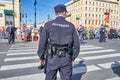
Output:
[63,11,67,17]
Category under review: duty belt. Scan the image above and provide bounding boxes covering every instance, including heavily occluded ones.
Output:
[51,45,69,58]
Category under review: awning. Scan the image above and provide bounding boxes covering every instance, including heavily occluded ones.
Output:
[4,10,14,15]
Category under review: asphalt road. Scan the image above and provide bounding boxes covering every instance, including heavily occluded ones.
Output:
[0,38,120,80]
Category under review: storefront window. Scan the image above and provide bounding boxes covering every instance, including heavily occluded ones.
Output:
[5,15,13,25]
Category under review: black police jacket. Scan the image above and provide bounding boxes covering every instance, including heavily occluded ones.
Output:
[38,16,80,61]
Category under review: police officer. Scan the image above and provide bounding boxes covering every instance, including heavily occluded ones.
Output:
[38,4,80,80]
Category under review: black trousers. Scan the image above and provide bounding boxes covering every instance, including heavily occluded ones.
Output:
[45,53,72,80]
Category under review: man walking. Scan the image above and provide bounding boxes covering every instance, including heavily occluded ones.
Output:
[99,25,106,42]
[38,4,80,80]
[6,25,16,44]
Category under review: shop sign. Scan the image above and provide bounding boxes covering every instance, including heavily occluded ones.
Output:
[0,4,5,6]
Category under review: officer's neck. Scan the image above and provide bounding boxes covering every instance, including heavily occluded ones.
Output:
[56,14,65,18]
[56,15,64,17]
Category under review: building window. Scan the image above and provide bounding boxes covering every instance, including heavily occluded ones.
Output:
[96,2,98,6]
[92,20,94,25]
[85,20,87,24]
[89,20,90,24]
[86,1,87,4]
[85,13,87,17]
[0,13,3,17]
[89,14,91,17]
[89,1,91,5]
[93,2,94,5]
[85,7,87,11]
[96,8,98,12]
[96,14,97,18]
[95,20,97,25]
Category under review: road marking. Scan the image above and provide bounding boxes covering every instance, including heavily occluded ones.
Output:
[7,52,36,56]
[106,77,120,80]
[80,45,94,48]
[0,52,7,54]
[73,65,101,74]
[98,61,120,69]
[80,49,116,55]
[81,47,103,50]
[82,53,120,60]
[0,73,45,80]
[10,47,38,49]
[4,56,39,61]
[11,45,37,47]
[0,62,39,71]
[1,61,101,75]
[8,49,37,52]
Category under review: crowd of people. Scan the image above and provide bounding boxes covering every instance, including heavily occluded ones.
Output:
[1,23,120,44]
[16,24,39,42]
[77,24,120,43]
[0,23,42,44]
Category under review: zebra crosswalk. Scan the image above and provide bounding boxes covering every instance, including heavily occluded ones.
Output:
[0,42,120,80]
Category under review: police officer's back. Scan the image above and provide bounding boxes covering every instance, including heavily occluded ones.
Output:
[38,4,80,80]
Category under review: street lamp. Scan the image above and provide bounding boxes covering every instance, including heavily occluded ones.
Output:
[34,0,37,27]
[12,0,15,26]
[25,13,27,24]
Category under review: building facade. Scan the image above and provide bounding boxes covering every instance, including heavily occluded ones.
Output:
[0,0,21,27]
[66,0,120,28]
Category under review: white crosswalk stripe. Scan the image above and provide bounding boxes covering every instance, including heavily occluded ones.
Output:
[80,49,116,55]
[80,47,103,50]
[0,62,39,71]
[98,61,120,69]
[105,77,120,80]
[82,53,120,60]
[0,52,7,54]
[0,73,45,80]
[7,52,36,56]
[0,42,119,80]
[73,65,101,74]
[8,49,37,52]
[4,56,39,61]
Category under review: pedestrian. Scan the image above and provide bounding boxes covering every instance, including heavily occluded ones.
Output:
[109,28,114,39]
[6,24,17,44]
[77,25,85,44]
[39,22,45,38]
[99,25,106,42]
[37,4,80,80]
[0,27,3,39]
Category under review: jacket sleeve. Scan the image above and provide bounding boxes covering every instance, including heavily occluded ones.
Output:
[37,23,48,60]
[72,25,80,61]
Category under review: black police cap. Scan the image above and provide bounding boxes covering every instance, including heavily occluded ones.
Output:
[54,4,67,13]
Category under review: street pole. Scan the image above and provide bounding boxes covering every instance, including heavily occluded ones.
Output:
[34,0,37,27]
[12,0,15,27]
[25,13,27,24]
[47,14,50,21]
